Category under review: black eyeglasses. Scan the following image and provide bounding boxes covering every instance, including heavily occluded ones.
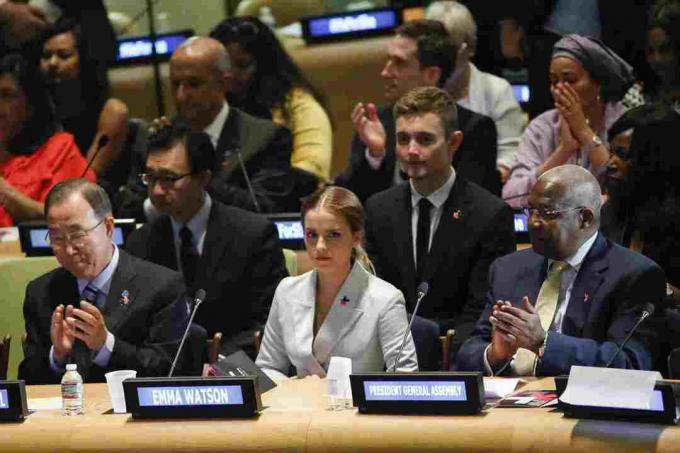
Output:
[139,172,194,187]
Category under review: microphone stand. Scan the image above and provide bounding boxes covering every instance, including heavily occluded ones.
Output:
[146,0,165,117]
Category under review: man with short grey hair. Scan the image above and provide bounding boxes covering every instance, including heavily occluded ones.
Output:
[19,179,188,384]
[457,164,665,376]
[164,37,292,213]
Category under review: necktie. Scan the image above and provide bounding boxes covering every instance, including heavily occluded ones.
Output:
[81,283,101,308]
[513,261,569,375]
[416,198,432,282]
[179,226,199,289]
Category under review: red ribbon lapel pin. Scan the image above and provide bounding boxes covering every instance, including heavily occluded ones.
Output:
[583,292,590,303]
[340,296,350,306]
[452,210,463,220]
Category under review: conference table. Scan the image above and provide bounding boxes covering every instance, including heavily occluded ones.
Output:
[3,377,680,452]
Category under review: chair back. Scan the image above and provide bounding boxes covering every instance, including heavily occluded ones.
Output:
[409,315,441,371]
[0,335,10,380]
[668,347,680,379]
[0,257,59,379]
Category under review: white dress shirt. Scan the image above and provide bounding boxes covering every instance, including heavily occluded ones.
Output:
[170,193,212,269]
[203,101,230,148]
[409,168,456,267]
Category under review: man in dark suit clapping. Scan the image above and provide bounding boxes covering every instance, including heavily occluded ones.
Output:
[364,86,515,370]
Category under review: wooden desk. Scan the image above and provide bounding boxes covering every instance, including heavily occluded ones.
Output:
[3,378,679,452]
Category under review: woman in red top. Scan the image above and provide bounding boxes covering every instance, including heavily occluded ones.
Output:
[0,53,95,227]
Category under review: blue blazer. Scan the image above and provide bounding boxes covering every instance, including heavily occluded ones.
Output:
[456,233,666,375]
[256,262,418,380]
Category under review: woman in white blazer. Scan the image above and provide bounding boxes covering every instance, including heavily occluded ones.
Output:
[256,186,418,380]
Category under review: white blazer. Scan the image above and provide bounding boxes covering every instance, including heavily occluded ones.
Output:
[256,261,418,380]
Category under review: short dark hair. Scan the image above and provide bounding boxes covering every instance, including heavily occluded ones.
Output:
[395,20,456,86]
[146,120,218,173]
[45,179,112,219]
[394,86,459,137]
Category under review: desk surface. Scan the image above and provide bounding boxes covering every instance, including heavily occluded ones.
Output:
[3,378,679,452]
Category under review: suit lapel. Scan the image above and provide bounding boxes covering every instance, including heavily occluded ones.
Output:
[194,203,229,291]
[562,234,608,336]
[420,178,472,285]
[518,255,547,307]
[102,250,139,334]
[290,271,323,374]
[216,109,263,177]
[154,217,177,271]
[394,184,417,307]
[313,263,367,366]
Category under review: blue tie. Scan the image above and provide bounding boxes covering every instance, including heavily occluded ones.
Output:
[81,284,101,308]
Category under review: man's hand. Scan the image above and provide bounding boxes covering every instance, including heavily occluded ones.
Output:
[351,102,386,158]
[487,300,518,366]
[490,297,546,354]
[51,304,75,362]
[444,42,471,100]
[0,2,48,47]
[66,301,109,351]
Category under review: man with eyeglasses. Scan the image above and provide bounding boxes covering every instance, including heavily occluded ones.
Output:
[19,179,189,384]
[126,121,287,359]
[456,164,665,376]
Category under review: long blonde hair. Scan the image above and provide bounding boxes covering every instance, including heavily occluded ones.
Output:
[302,186,375,274]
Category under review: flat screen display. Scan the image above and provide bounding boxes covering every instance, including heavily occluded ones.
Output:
[0,390,8,409]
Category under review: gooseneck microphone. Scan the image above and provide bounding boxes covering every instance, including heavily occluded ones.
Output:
[236,150,261,214]
[168,289,207,377]
[80,134,110,177]
[605,302,655,368]
[391,282,430,372]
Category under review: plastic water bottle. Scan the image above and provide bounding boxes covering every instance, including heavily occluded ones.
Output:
[61,363,84,416]
[258,6,277,30]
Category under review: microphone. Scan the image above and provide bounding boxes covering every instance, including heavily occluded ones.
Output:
[605,302,655,368]
[236,149,261,214]
[391,282,430,372]
[80,134,110,177]
[168,289,207,377]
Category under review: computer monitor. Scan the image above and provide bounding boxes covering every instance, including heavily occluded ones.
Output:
[266,213,305,250]
[18,219,137,257]
[113,30,193,66]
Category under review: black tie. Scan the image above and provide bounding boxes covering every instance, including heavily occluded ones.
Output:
[416,198,432,281]
[179,226,199,289]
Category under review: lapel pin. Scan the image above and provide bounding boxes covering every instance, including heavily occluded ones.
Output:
[583,293,590,303]
[452,210,463,220]
[120,290,130,306]
[340,296,350,306]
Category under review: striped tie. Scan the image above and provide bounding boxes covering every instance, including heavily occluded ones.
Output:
[81,284,101,308]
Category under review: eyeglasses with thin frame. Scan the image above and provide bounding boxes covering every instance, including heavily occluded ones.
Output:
[139,172,194,187]
[46,217,105,248]
[522,206,585,221]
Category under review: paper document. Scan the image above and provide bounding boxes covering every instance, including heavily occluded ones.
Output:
[484,378,519,398]
[559,366,662,410]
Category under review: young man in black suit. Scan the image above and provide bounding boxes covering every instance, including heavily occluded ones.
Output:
[20,179,188,384]
[336,19,499,202]
[125,121,288,358]
[364,87,515,369]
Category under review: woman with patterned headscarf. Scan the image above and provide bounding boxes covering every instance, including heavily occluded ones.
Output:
[503,34,635,207]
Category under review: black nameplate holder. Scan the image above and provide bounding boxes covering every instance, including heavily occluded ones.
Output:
[123,376,261,419]
[555,375,680,425]
[350,372,484,415]
[0,380,28,422]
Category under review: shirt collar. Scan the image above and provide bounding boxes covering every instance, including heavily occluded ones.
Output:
[77,244,119,296]
[550,231,598,271]
[410,167,456,209]
[170,192,212,242]
[203,101,230,147]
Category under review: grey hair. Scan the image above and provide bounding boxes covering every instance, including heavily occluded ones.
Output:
[177,36,231,73]
[539,165,602,222]
[425,1,477,54]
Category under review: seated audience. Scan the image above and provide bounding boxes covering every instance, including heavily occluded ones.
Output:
[20,179,188,384]
[336,19,500,202]
[457,165,665,376]
[364,87,515,369]
[210,16,332,181]
[0,53,95,227]
[503,34,635,207]
[256,186,418,380]
[40,18,129,180]
[156,37,292,214]
[126,121,288,358]
[425,1,524,182]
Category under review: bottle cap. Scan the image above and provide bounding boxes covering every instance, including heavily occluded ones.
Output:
[66,363,77,371]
